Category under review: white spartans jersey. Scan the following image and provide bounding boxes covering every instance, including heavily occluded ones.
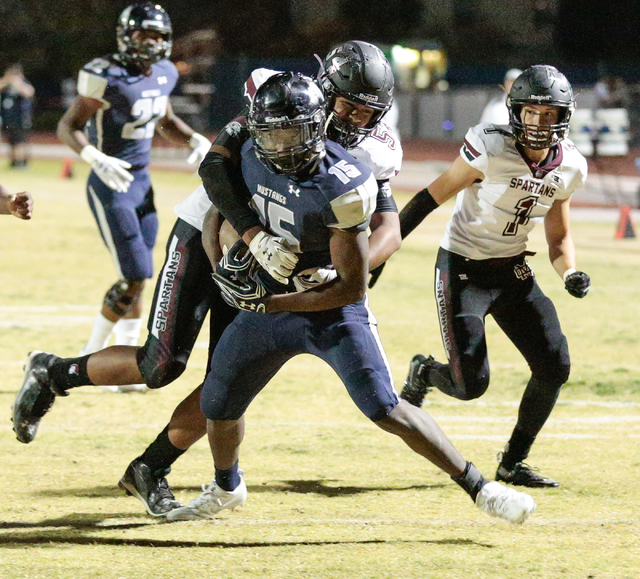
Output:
[440,123,588,259]
[174,68,403,231]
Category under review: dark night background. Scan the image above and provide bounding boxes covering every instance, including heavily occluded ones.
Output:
[1,0,639,131]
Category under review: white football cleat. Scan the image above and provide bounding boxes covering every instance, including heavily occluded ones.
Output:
[166,472,247,522]
[475,481,536,524]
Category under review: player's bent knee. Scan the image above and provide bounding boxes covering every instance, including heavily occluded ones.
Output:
[103,279,144,316]
[533,361,570,387]
[450,372,489,400]
[136,345,186,389]
[344,367,399,422]
[200,390,242,422]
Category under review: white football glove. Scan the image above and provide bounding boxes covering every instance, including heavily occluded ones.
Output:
[293,267,338,292]
[187,133,212,165]
[248,230,298,285]
[80,145,134,193]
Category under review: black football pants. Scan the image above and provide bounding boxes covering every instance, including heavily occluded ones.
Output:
[428,248,570,438]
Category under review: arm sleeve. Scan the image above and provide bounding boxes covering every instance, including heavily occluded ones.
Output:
[373,180,398,213]
[398,187,439,239]
[198,112,261,236]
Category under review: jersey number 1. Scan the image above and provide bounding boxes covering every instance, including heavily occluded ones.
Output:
[121,96,169,140]
[503,195,537,236]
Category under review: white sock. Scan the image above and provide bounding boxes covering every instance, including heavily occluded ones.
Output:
[80,313,116,355]
[113,317,143,346]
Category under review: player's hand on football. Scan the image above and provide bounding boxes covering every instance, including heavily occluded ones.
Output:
[292,267,337,292]
[564,270,590,298]
[8,192,33,220]
[187,133,212,165]
[249,230,298,284]
[80,145,134,193]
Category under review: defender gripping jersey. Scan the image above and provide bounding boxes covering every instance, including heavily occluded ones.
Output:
[441,123,588,259]
[77,55,178,167]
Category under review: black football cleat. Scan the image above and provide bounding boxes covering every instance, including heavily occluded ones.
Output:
[496,461,560,488]
[12,351,64,444]
[400,354,435,408]
[119,458,183,517]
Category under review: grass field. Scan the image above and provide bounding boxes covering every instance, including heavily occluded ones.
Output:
[1,159,640,579]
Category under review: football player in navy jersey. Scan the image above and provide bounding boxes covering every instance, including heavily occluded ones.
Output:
[396,65,590,488]
[166,72,536,525]
[12,42,404,518]
[57,3,211,374]
[0,184,32,219]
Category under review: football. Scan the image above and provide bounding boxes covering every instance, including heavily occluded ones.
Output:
[219,218,241,255]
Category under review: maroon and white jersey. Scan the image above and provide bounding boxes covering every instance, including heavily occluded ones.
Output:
[441,123,588,259]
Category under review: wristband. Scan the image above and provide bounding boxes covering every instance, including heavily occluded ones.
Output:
[562,268,577,282]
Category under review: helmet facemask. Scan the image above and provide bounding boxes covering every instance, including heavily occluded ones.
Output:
[324,91,388,148]
[509,103,573,150]
[318,41,394,149]
[249,110,327,178]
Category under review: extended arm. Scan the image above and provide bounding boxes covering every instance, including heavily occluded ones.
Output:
[57,95,134,193]
[545,197,590,298]
[400,155,484,238]
[156,100,211,165]
[57,95,102,155]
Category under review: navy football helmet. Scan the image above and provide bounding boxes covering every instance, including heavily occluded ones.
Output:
[319,40,394,147]
[117,3,172,67]
[248,72,327,178]
[507,65,575,150]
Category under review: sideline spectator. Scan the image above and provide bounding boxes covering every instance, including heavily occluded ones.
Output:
[480,68,522,125]
[0,64,34,169]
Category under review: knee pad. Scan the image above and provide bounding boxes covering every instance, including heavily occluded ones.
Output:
[533,362,571,387]
[104,280,134,316]
[136,342,186,389]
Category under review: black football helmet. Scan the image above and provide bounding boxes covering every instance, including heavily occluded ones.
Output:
[319,40,394,148]
[248,72,327,178]
[116,3,172,67]
[507,65,575,150]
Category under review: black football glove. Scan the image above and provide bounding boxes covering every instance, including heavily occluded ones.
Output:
[368,263,386,289]
[564,271,590,298]
[212,239,269,313]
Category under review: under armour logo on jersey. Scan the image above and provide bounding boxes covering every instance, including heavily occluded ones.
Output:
[288,183,300,197]
[458,273,468,281]
[158,76,168,85]
[514,262,533,281]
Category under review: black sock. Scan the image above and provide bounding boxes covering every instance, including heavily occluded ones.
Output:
[139,425,186,474]
[452,461,487,502]
[500,427,536,470]
[215,461,241,492]
[49,356,94,390]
